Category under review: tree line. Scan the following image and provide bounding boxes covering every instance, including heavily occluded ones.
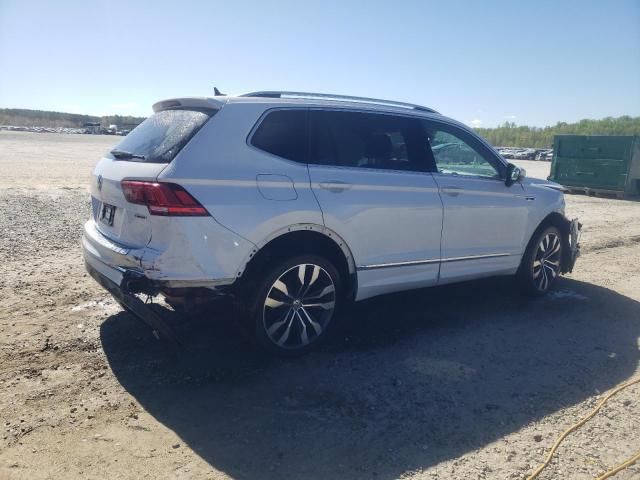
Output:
[0,108,146,129]
[474,116,640,148]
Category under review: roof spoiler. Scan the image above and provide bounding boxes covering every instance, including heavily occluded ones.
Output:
[152,97,226,113]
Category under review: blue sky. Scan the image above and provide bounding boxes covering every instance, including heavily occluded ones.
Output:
[1,0,638,127]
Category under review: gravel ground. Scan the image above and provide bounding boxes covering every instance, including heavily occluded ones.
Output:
[0,131,639,480]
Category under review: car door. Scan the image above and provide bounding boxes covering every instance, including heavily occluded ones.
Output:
[423,119,530,282]
[307,109,443,300]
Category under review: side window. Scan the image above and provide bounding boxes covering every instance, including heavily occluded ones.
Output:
[424,122,503,179]
[309,110,433,172]
[251,109,307,163]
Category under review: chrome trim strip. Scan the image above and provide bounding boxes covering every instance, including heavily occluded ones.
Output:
[442,252,511,262]
[358,253,511,270]
[358,258,441,270]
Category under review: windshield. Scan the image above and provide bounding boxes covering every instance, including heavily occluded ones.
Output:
[110,109,212,163]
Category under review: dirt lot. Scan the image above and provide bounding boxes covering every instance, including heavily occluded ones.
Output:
[1,131,639,480]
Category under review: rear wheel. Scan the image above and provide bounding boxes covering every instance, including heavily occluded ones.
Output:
[518,225,563,296]
[247,255,342,355]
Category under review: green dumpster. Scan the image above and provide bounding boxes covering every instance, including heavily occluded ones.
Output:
[549,135,640,197]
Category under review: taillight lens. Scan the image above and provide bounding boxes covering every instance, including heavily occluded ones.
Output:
[121,181,209,216]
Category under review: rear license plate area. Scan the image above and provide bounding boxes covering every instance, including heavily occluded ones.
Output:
[100,203,116,226]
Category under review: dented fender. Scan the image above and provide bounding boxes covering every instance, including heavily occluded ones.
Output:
[138,216,256,288]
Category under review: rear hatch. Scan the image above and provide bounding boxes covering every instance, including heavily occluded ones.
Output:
[90,108,214,248]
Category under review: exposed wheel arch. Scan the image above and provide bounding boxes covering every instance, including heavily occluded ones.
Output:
[525,212,573,274]
[236,225,357,300]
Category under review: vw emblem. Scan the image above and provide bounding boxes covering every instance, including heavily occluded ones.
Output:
[97,174,103,191]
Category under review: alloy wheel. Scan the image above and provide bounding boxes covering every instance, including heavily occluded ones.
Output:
[533,232,561,291]
[262,263,336,350]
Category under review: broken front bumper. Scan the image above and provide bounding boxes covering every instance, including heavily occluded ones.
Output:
[562,218,582,273]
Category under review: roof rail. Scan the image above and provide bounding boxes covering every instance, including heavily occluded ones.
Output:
[240,91,439,114]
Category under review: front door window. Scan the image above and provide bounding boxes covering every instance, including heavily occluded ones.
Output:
[423,122,505,180]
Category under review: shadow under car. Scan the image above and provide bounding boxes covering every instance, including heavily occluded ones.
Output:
[100,276,640,480]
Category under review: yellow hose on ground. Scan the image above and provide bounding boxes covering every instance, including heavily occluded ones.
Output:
[597,451,640,480]
[526,377,640,480]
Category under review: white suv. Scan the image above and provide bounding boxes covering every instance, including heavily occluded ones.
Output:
[83,91,580,354]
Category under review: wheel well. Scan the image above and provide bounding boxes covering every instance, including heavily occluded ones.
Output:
[239,230,356,299]
[528,211,572,272]
[536,212,568,233]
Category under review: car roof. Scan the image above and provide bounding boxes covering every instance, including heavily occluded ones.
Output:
[151,92,480,138]
[153,91,440,117]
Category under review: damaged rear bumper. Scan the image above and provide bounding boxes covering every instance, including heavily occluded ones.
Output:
[84,254,179,343]
[83,224,234,341]
[81,219,244,289]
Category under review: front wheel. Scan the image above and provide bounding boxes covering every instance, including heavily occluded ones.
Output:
[518,226,563,296]
[248,255,342,355]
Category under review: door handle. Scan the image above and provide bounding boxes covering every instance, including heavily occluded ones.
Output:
[318,181,352,193]
[442,186,463,197]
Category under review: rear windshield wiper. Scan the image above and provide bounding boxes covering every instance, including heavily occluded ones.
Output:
[111,150,146,160]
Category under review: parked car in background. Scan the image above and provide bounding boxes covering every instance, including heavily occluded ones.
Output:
[536,149,553,161]
[497,148,515,159]
[83,91,581,354]
[514,148,537,160]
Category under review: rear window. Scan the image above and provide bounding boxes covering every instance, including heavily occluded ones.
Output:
[251,109,307,163]
[110,109,211,163]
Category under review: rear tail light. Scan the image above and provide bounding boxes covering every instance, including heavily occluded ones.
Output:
[121,181,209,216]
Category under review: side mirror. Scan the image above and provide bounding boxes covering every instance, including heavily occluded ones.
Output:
[505,163,525,187]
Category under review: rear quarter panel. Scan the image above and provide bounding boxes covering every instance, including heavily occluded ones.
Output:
[158,102,324,257]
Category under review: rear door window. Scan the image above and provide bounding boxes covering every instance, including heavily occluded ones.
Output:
[308,110,434,172]
[251,109,308,163]
[110,109,212,163]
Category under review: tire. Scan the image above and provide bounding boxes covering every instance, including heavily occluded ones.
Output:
[245,255,342,356]
[518,225,563,296]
